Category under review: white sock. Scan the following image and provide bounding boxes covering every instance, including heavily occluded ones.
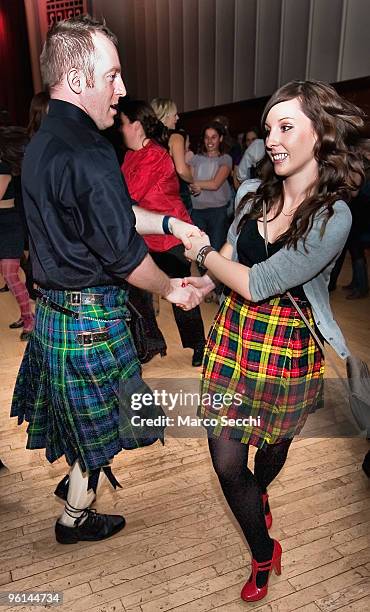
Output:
[58,462,95,527]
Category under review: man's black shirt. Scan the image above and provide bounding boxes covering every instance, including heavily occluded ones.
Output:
[22,99,147,289]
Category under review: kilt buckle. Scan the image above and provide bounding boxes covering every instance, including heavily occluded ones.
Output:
[76,330,110,346]
[66,291,105,306]
[69,291,82,305]
[77,332,93,347]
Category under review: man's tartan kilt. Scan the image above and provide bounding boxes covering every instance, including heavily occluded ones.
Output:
[198,291,324,448]
[11,286,164,472]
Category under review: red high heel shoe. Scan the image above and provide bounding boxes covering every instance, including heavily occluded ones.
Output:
[241,539,282,602]
[262,492,273,530]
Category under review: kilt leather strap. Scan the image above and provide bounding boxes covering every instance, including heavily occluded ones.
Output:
[76,330,110,346]
[35,289,80,319]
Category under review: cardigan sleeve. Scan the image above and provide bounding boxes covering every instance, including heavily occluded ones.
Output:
[248,200,352,302]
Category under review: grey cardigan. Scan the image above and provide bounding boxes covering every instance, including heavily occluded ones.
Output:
[227,182,352,359]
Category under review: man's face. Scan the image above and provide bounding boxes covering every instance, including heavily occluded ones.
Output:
[81,32,126,130]
[245,130,257,148]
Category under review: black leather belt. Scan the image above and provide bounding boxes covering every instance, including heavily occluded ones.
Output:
[34,290,111,346]
[76,330,110,346]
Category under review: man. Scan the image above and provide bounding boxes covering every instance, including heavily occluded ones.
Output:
[234,138,265,188]
[11,15,201,544]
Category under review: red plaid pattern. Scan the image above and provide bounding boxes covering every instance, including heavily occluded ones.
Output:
[198,291,324,447]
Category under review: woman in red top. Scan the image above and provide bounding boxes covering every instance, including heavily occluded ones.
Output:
[119,99,205,366]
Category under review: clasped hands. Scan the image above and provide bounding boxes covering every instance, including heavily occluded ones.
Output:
[165,229,216,311]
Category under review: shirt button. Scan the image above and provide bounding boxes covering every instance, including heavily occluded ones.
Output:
[317,321,320,325]
[341,352,346,357]
[329,337,333,341]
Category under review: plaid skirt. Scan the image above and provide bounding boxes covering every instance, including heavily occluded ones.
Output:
[11,286,165,472]
[198,291,324,448]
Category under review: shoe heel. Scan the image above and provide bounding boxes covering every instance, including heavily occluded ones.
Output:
[274,556,282,575]
[55,524,79,544]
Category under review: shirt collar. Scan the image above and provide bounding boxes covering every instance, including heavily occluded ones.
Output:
[48,99,98,131]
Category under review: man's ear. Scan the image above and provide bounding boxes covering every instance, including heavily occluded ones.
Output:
[67,68,83,94]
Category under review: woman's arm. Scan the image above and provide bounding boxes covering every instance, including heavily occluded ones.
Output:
[248,203,352,301]
[185,201,352,302]
[0,175,11,200]
[169,133,193,182]
[233,166,241,191]
[191,164,230,193]
[185,240,234,295]
[184,234,251,299]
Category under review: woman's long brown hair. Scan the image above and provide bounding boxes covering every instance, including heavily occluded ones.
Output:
[237,80,368,248]
[0,126,28,175]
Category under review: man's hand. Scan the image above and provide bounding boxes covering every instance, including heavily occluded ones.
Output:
[183,274,216,299]
[165,278,203,310]
[184,233,211,261]
[169,218,203,250]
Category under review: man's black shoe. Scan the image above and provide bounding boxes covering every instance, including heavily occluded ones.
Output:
[0,285,9,293]
[54,474,70,501]
[55,509,125,544]
[362,450,370,478]
[9,318,24,329]
[192,344,205,367]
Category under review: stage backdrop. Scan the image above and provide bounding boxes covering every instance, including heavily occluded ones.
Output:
[0,0,33,125]
[92,0,370,113]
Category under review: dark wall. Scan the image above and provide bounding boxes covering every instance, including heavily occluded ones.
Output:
[0,0,34,126]
[180,77,370,148]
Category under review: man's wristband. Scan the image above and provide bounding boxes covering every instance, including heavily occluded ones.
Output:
[196,245,216,269]
[162,215,173,235]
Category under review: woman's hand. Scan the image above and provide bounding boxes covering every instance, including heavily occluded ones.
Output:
[184,234,211,261]
[190,182,201,196]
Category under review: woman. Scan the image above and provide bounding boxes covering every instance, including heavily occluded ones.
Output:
[119,99,206,367]
[27,90,50,138]
[189,122,232,252]
[0,126,34,340]
[183,80,366,601]
[151,97,193,211]
[15,92,51,304]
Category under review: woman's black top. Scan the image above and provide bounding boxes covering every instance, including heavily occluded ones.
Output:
[237,218,307,301]
[0,160,26,258]
[0,160,15,199]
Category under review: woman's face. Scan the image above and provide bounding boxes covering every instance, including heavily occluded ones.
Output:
[120,113,139,149]
[204,128,221,155]
[264,97,318,182]
[164,105,179,129]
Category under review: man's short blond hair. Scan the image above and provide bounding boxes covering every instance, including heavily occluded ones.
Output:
[40,15,118,90]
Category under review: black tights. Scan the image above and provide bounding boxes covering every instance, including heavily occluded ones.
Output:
[208,437,292,564]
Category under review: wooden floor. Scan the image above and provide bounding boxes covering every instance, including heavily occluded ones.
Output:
[0,260,369,612]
